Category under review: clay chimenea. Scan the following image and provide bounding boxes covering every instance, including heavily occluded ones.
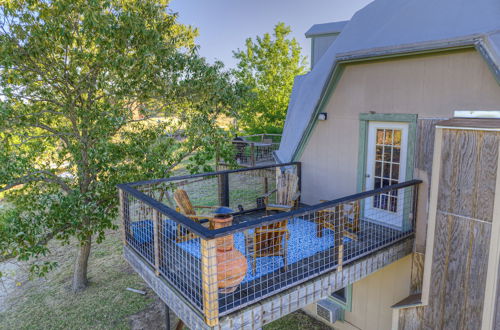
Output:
[210,207,248,294]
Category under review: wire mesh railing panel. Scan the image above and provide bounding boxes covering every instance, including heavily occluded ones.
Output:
[118,163,419,324]
[227,168,276,212]
[157,213,204,312]
[231,141,280,166]
[253,143,279,163]
[215,184,417,314]
[122,191,156,267]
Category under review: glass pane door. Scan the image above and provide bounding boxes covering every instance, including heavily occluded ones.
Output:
[365,122,408,228]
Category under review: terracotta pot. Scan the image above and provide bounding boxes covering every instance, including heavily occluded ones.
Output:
[210,215,248,294]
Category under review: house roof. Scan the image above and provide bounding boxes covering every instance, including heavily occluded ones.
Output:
[305,21,349,38]
[276,0,500,163]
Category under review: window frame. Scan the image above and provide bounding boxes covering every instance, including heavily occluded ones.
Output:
[329,284,353,312]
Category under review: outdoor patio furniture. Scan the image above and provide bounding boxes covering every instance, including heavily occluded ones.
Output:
[244,220,290,275]
[343,200,360,232]
[316,201,359,240]
[263,171,300,214]
[173,188,217,242]
[232,136,248,162]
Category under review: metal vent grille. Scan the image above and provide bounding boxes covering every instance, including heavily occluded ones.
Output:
[317,303,332,323]
[316,299,341,324]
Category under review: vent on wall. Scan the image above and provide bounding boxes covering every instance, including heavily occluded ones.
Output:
[316,299,343,324]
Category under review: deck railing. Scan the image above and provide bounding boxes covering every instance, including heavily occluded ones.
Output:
[229,134,281,167]
[118,163,420,327]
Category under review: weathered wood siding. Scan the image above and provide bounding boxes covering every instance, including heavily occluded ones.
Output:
[413,119,447,254]
[409,252,425,294]
[399,128,500,329]
[494,258,500,328]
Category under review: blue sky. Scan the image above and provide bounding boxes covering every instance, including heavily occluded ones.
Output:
[169,0,372,68]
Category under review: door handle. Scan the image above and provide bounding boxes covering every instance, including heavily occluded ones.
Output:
[365,174,370,178]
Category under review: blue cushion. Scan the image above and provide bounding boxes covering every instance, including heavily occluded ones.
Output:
[131,220,153,244]
[162,219,177,239]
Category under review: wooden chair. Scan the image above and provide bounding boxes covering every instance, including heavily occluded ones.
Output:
[173,189,218,243]
[315,201,360,271]
[316,201,360,241]
[263,172,300,214]
[343,200,360,233]
[245,220,289,275]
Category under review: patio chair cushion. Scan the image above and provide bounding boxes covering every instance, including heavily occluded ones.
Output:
[131,219,184,243]
[131,220,153,244]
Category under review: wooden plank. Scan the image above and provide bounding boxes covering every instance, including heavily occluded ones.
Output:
[118,189,128,245]
[493,260,500,329]
[201,238,219,327]
[436,118,500,130]
[436,129,458,215]
[426,211,449,327]
[475,131,499,221]
[410,252,425,294]
[421,127,443,305]
[414,119,445,253]
[399,306,426,330]
[438,129,498,221]
[465,220,491,330]
[484,138,500,330]
[414,119,445,180]
[153,210,160,276]
[454,130,480,219]
[441,214,470,329]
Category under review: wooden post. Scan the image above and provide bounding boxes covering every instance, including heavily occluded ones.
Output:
[118,189,128,245]
[250,143,255,166]
[201,238,219,327]
[334,205,345,273]
[296,162,302,204]
[153,209,161,276]
[165,303,171,330]
[218,173,230,207]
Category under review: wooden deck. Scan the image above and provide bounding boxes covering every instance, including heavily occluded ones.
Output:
[125,207,413,326]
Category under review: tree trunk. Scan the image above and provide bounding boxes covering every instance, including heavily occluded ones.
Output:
[72,234,92,292]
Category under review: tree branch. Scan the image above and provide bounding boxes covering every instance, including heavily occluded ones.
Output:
[1,170,72,193]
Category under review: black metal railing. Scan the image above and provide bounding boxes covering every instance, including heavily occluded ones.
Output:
[118,163,420,326]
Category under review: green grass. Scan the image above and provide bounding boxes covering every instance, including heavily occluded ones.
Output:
[0,164,325,330]
[0,229,154,330]
[0,226,329,330]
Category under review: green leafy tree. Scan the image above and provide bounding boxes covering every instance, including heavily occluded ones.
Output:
[233,22,307,134]
[0,0,240,291]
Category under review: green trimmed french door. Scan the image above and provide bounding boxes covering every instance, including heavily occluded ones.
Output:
[364,121,409,229]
